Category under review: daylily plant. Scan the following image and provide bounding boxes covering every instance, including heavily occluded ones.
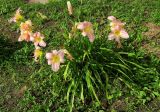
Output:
[77,21,95,42]
[108,16,129,48]
[46,50,64,72]
[67,1,73,15]
[33,47,43,62]
[30,32,46,47]
[18,20,33,42]
[108,28,129,47]
[108,16,126,31]
[9,8,23,23]
[20,20,32,33]
[18,31,32,42]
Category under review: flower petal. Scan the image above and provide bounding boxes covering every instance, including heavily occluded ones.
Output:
[82,31,87,36]
[58,51,64,63]
[115,37,120,43]
[52,50,58,55]
[84,21,92,27]
[88,33,95,42]
[108,33,115,40]
[52,63,60,72]
[30,36,34,41]
[39,41,46,47]
[26,20,32,26]
[111,25,121,31]
[46,53,52,59]
[34,42,38,47]
[48,60,52,65]
[110,22,114,27]
[77,23,84,30]
[18,36,23,41]
[37,32,40,36]
[120,30,129,39]
[108,16,116,21]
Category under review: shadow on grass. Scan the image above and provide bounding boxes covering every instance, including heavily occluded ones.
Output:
[0,36,23,62]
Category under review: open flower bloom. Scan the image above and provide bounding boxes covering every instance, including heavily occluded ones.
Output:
[108,16,125,31]
[67,1,73,15]
[20,20,32,33]
[34,47,42,62]
[46,50,64,72]
[9,8,23,23]
[30,32,46,47]
[108,27,129,48]
[77,21,95,42]
[18,31,32,42]
[108,28,129,41]
[108,16,129,48]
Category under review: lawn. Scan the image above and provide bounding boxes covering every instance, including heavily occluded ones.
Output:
[0,0,160,111]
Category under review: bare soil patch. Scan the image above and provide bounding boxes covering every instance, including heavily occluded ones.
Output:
[142,23,160,58]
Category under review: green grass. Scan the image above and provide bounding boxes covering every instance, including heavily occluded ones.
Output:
[0,0,160,111]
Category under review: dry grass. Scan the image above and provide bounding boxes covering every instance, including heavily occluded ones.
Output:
[28,0,48,4]
[142,23,160,58]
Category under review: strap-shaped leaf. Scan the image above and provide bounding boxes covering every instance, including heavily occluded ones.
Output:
[63,62,70,80]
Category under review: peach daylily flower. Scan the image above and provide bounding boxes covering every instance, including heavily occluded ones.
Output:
[108,28,129,41]
[33,47,42,62]
[46,50,64,72]
[108,16,129,48]
[108,28,129,48]
[30,32,46,47]
[108,16,125,31]
[18,31,32,42]
[9,8,23,23]
[20,20,32,33]
[67,1,73,15]
[77,21,95,42]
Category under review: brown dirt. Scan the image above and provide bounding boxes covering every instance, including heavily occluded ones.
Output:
[142,23,160,58]
[136,98,160,112]
[0,65,33,111]
[111,99,128,111]
[143,23,160,38]
[0,17,19,42]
